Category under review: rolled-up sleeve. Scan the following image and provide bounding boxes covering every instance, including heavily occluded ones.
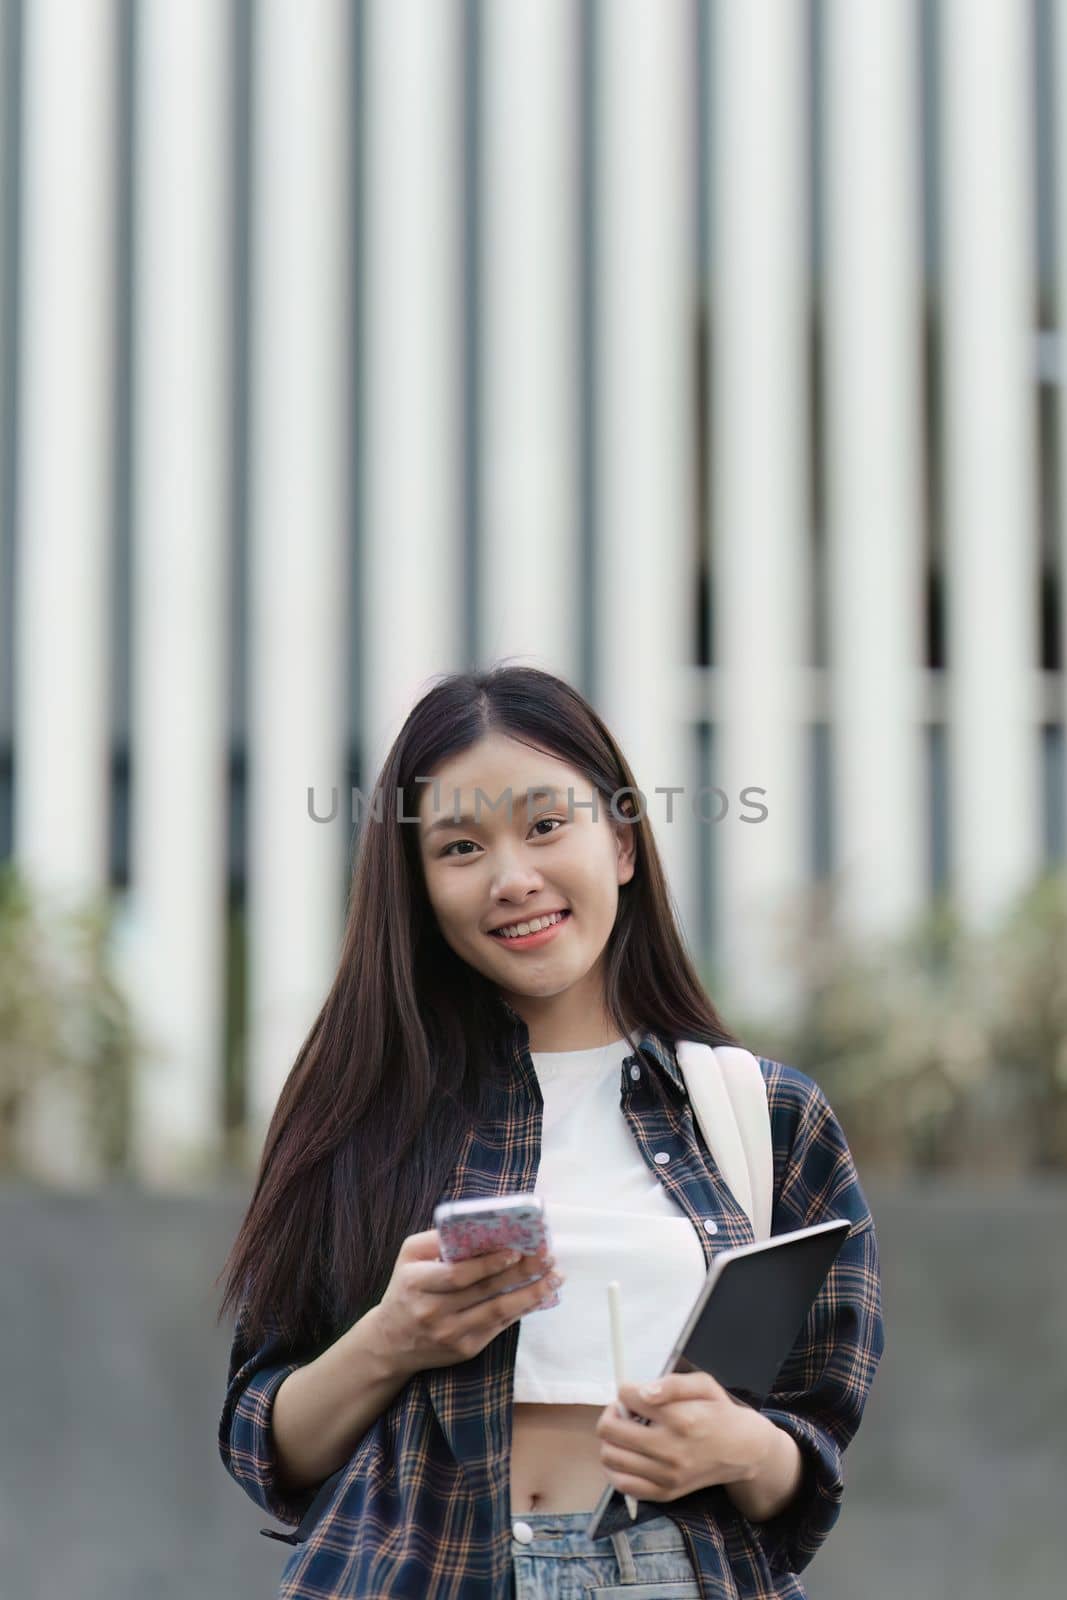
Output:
[217,1306,322,1529]
[751,1074,886,1577]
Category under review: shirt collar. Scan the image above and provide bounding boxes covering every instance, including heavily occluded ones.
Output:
[632,1024,687,1095]
[497,999,686,1098]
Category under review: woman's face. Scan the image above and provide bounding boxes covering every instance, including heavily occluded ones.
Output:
[417,732,636,1029]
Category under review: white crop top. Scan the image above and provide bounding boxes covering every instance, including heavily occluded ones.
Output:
[511,1037,708,1404]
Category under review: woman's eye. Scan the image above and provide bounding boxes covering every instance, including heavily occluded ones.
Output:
[440,818,563,857]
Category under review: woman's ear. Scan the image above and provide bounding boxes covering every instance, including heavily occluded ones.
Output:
[614,811,638,885]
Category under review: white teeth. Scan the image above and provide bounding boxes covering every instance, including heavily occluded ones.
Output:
[494,911,565,939]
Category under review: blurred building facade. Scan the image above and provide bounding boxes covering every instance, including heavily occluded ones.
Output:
[0,0,1065,1183]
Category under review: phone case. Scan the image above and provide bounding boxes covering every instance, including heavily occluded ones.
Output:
[433,1194,560,1311]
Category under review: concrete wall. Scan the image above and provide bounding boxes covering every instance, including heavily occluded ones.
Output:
[2,1177,1064,1599]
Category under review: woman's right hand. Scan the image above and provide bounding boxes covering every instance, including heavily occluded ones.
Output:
[373,1229,565,1375]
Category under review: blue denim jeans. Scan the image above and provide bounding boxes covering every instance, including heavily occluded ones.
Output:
[510,1508,702,1599]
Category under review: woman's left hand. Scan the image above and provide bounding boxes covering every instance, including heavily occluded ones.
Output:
[595,1371,771,1503]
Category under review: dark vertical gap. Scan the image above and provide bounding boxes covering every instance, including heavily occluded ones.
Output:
[695,2,713,975]
[808,0,826,674]
[703,0,717,673]
[694,315,710,669]
[808,1,828,888]
[224,0,255,1150]
[0,748,8,864]
[0,0,23,863]
[110,0,136,891]
[1032,0,1058,752]
[230,0,253,904]
[929,721,949,895]
[920,0,944,672]
[922,303,946,669]
[1034,3,1064,866]
[1035,0,1063,698]
[926,0,948,905]
[695,0,711,672]
[921,0,948,897]
[696,720,714,975]
[1045,724,1065,863]
[347,0,366,884]
[462,0,482,669]
[578,0,598,704]
[812,722,833,883]
[1039,387,1061,671]
[1036,0,1062,866]
[808,323,826,668]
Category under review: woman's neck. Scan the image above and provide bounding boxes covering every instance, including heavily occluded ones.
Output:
[509,1006,634,1054]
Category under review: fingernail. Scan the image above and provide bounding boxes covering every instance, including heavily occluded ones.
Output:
[640,1382,661,1398]
[505,1251,521,1265]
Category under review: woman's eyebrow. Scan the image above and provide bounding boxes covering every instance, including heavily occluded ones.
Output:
[425,813,483,838]
[424,792,563,838]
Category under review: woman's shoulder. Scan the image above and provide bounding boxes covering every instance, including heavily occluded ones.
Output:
[753,1053,875,1232]
[686,1040,833,1146]
[677,1036,854,1173]
[755,1052,829,1122]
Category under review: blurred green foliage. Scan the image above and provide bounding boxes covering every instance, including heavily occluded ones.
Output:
[0,862,139,1176]
[720,868,1067,1175]
[5,855,1066,1180]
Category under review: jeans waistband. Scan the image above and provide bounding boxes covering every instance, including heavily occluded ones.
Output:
[510,1508,687,1558]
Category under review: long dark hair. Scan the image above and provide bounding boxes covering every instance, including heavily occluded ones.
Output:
[215,663,741,1353]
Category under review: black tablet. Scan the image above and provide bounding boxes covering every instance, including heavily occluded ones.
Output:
[585,1217,853,1541]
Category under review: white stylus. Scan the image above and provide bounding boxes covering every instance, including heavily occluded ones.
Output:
[606,1281,639,1520]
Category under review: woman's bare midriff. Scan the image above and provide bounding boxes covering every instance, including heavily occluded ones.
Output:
[510,1401,609,1514]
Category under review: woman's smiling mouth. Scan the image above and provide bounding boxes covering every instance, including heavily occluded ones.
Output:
[486,909,571,949]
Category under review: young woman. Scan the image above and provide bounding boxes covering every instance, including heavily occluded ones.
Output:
[217,664,885,1600]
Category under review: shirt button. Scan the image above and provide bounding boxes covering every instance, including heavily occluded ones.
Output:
[653,1151,670,1165]
[512,1520,534,1544]
[629,1064,641,1080]
[703,1218,718,1234]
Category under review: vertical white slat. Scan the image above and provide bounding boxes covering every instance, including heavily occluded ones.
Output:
[1053,0,1067,837]
[596,0,698,952]
[362,0,464,784]
[0,6,8,747]
[941,0,1041,926]
[14,0,115,895]
[824,0,926,938]
[246,0,350,1145]
[127,0,230,1183]
[480,0,579,678]
[13,0,117,1181]
[710,0,810,1018]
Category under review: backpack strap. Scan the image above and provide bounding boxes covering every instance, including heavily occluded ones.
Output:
[674,1040,774,1242]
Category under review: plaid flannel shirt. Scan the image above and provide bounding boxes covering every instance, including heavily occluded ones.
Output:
[219,1015,885,1599]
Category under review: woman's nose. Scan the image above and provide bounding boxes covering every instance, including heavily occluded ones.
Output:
[490,867,544,899]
